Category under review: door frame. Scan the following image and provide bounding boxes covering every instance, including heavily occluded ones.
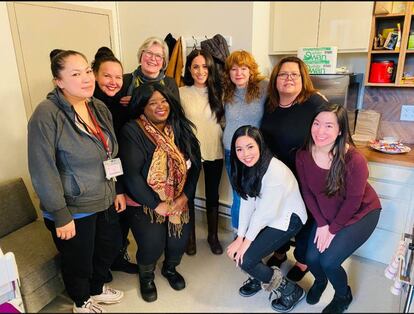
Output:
[7,1,115,119]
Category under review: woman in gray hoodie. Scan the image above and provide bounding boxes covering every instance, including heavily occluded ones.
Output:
[28,49,124,313]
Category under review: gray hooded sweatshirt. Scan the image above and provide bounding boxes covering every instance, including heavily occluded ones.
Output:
[28,88,118,227]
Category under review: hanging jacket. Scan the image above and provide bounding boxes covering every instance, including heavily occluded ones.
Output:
[164,33,177,59]
[166,36,185,87]
[200,34,230,79]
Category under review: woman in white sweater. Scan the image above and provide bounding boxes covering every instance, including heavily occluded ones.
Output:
[179,49,224,255]
[226,125,307,312]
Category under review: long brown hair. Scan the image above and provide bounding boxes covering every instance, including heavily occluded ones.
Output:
[183,49,224,122]
[304,103,355,197]
[222,50,265,104]
[267,56,317,112]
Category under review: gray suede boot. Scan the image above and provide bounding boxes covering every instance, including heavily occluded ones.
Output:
[262,267,305,313]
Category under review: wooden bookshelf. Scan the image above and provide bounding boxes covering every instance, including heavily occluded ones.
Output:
[365,2,414,87]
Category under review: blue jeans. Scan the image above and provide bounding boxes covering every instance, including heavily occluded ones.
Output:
[224,149,240,229]
[306,209,380,296]
[240,214,303,283]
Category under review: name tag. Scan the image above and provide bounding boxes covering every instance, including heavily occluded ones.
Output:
[103,158,123,180]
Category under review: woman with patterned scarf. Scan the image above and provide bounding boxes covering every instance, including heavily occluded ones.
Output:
[119,82,201,303]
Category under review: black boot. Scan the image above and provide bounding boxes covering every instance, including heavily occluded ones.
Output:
[110,241,138,274]
[322,286,353,313]
[306,278,328,305]
[239,277,262,297]
[137,263,157,302]
[185,201,197,256]
[266,252,287,268]
[206,205,223,255]
[161,260,186,291]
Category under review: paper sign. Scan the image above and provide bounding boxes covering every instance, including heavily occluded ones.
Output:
[297,47,338,74]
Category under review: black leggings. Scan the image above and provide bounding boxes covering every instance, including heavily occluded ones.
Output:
[202,159,223,208]
[275,211,314,264]
[44,205,122,306]
[126,205,190,266]
[240,214,303,283]
[306,209,380,296]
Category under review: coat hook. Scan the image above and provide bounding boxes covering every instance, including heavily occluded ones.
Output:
[192,36,198,50]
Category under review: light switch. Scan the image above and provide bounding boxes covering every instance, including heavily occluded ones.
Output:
[400,105,414,121]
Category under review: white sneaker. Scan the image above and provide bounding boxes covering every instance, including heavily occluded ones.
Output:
[73,299,106,313]
[91,285,124,304]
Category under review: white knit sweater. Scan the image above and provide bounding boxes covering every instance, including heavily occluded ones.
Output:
[237,158,308,241]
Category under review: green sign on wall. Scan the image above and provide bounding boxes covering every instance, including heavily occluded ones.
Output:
[297,47,338,74]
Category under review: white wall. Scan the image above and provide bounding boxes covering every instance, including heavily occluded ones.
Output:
[252,2,272,77]
[117,1,254,73]
[0,3,30,188]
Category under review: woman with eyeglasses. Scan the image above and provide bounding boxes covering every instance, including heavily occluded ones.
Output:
[118,36,180,107]
[259,56,328,286]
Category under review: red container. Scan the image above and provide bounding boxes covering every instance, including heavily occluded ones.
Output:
[369,61,394,83]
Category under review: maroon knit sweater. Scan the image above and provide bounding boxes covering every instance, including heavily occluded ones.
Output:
[296,147,381,234]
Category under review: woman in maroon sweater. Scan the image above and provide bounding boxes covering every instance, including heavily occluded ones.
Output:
[295,103,381,313]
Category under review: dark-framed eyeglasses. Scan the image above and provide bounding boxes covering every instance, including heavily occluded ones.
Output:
[277,72,301,80]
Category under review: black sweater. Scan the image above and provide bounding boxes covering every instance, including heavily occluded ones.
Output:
[93,82,130,139]
[260,93,327,175]
[119,120,201,209]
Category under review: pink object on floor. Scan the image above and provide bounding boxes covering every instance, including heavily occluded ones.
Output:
[0,302,21,313]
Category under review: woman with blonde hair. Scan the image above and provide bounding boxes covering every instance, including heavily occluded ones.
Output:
[222,50,268,241]
[118,36,179,106]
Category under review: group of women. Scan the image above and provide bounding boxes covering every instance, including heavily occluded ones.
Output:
[27,35,381,314]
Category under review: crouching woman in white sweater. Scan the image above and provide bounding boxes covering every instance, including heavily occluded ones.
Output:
[226,125,307,313]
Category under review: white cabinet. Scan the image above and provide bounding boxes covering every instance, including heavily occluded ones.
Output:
[269,1,373,54]
[270,2,320,54]
[318,2,374,52]
[354,162,414,264]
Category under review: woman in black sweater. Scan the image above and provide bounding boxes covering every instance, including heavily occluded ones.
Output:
[119,82,201,303]
[260,56,328,286]
[92,47,137,277]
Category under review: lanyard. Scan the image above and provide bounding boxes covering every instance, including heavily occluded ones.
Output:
[77,102,112,159]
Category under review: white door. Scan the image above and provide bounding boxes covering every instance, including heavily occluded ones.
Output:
[7,2,114,118]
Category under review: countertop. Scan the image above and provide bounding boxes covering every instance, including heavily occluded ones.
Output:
[356,144,414,168]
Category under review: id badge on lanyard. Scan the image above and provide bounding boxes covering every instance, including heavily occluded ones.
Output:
[86,102,124,181]
[103,158,123,181]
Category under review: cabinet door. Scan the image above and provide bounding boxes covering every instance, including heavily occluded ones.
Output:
[318,2,373,52]
[270,2,320,54]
